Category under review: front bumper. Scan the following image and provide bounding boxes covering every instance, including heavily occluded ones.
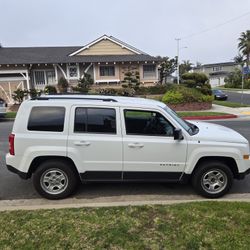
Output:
[7,165,29,179]
[237,168,250,180]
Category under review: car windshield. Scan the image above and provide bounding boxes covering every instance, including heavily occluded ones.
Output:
[213,90,223,94]
[162,105,199,135]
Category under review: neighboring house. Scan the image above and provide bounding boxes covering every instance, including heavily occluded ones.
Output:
[192,62,240,87]
[0,35,159,103]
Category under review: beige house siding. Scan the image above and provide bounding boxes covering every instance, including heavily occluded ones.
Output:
[77,40,136,56]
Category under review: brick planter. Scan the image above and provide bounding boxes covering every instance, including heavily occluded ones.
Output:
[168,102,212,111]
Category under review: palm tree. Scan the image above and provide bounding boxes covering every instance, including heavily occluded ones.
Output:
[238,30,250,65]
[179,60,192,76]
[233,53,244,66]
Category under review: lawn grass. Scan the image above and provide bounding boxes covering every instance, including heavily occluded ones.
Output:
[178,111,228,117]
[5,112,17,118]
[0,202,250,249]
[213,100,250,108]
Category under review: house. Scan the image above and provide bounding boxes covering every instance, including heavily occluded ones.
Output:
[192,62,240,87]
[0,35,159,103]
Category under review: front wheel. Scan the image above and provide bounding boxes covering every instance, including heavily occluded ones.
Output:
[33,160,79,199]
[192,161,233,198]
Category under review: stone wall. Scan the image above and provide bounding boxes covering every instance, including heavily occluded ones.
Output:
[168,102,212,111]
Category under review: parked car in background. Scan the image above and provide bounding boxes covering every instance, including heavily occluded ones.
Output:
[212,89,228,100]
[0,99,7,117]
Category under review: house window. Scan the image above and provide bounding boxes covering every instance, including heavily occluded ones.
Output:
[212,66,222,72]
[33,70,55,86]
[67,64,79,79]
[99,66,115,76]
[143,65,156,78]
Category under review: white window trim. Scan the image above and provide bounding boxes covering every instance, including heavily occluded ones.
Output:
[99,65,116,77]
[67,64,80,80]
[33,70,56,86]
[142,64,157,80]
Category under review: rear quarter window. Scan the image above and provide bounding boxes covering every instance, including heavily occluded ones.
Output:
[28,106,65,132]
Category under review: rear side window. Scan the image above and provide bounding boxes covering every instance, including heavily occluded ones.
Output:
[74,108,116,134]
[28,107,65,132]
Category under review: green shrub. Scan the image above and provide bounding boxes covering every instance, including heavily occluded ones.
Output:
[97,87,135,97]
[162,91,184,104]
[244,79,250,89]
[72,73,94,93]
[28,89,42,99]
[58,77,69,93]
[182,72,211,95]
[201,95,214,102]
[162,85,212,104]
[12,89,28,104]
[182,79,196,88]
[135,84,172,95]
[224,69,242,88]
[182,72,208,84]
[44,85,57,94]
[98,88,118,95]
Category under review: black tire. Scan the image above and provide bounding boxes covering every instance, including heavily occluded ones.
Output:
[192,161,233,198]
[33,160,79,200]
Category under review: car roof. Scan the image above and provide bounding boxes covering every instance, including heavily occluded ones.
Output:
[26,95,166,109]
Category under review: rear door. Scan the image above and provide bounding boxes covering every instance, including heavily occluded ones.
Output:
[67,105,123,181]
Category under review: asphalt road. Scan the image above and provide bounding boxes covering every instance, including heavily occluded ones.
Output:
[0,119,250,200]
[223,90,250,105]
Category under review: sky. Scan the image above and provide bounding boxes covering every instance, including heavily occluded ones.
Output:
[1,0,250,65]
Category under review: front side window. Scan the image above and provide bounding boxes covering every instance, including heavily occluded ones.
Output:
[99,66,115,76]
[124,110,174,136]
[28,107,65,132]
[74,108,116,134]
[143,64,156,78]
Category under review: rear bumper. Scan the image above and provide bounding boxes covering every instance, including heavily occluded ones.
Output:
[7,165,29,179]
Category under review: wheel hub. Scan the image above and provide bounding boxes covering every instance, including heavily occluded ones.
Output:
[40,169,68,195]
[201,169,227,194]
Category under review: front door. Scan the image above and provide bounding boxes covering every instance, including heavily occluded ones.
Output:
[121,108,187,181]
[67,105,123,181]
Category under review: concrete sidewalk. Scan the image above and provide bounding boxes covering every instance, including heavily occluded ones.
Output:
[1,193,250,211]
[211,104,250,117]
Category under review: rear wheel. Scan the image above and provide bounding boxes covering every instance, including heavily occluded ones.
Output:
[33,160,79,199]
[192,161,233,198]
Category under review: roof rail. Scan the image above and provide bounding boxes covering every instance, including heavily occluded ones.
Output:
[31,96,118,102]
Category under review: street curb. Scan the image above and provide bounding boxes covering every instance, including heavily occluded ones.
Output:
[0,118,15,121]
[1,194,250,211]
[182,114,238,120]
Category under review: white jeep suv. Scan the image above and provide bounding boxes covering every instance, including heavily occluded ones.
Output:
[6,95,250,199]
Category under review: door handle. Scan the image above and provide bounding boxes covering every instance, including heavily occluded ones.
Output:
[128,143,144,148]
[74,141,91,146]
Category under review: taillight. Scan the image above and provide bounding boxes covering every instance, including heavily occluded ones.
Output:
[9,134,15,155]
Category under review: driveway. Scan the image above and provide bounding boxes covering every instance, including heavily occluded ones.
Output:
[1,119,250,200]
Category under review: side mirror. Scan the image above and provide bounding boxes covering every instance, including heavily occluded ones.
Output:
[5,103,8,107]
[174,128,183,140]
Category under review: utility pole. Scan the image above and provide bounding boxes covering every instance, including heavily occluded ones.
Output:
[175,38,181,84]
